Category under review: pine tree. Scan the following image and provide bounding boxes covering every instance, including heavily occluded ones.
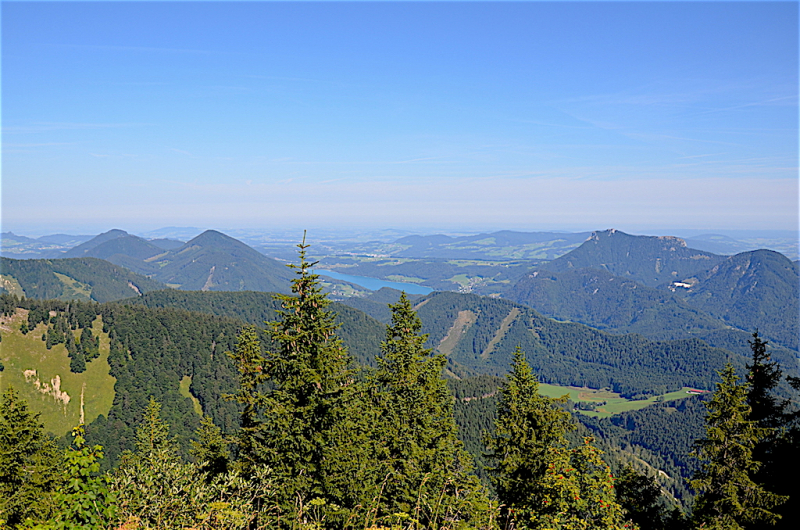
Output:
[373,292,489,525]
[230,235,379,521]
[615,465,671,530]
[0,388,61,526]
[746,331,785,430]
[485,349,630,530]
[226,324,268,472]
[191,416,230,478]
[690,363,787,529]
[484,347,574,512]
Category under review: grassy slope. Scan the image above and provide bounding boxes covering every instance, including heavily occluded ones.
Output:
[0,309,115,436]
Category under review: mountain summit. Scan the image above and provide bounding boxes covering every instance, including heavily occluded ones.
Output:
[542,229,725,287]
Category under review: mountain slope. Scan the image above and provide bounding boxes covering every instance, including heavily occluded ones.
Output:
[148,230,294,292]
[542,229,724,287]
[675,249,799,351]
[504,268,727,340]
[0,257,166,302]
[122,289,385,368]
[62,229,132,257]
[413,291,744,397]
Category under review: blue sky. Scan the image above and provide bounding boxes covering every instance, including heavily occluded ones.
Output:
[2,1,798,235]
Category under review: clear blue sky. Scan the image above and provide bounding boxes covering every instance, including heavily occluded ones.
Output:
[2,1,798,235]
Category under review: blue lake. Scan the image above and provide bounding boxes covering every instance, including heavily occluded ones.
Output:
[315,269,433,295]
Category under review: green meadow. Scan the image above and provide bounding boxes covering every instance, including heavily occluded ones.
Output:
[0,309,116,436]
[538,382,702,418]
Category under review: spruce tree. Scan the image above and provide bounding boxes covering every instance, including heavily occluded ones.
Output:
[373,292,489,524]
[485,349,630,530]
[0,388,61,526]
[616,465,672,530]
[230,236,379,521]
[484,347,574,513]
[746,331,785,430]
[690,363,787,529]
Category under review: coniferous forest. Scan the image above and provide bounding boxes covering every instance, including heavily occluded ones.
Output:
[1,243,798,530]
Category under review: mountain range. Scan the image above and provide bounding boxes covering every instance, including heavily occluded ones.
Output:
[2,226,797,360]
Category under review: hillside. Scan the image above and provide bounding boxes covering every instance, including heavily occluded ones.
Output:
[416,291,745,396]
[673,249,800,351]
[123,288,747,398]
[504,268,726,340]
[0,257,166,302]
[541,229,725,287]
[122,289,385,367]
[0,308,116,436]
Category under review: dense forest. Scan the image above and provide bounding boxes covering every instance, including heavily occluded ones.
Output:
[1,246,798,529]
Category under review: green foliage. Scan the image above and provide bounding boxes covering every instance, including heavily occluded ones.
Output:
[746,331,786,430]
[110,398,270,529]
[744,332,799,530]
[41,426,116,529]
[615,465,677,530]
[373,293,491,524]
[485,351,631,529]
[0,388,61,527]
[690,364,787,529]
[520,438,632,530]
[191,416,231,478]
[484,347,574,512]
[229,239,379,521]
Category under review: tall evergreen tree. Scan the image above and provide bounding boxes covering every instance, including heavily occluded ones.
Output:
[615,465,675,530]
[47,426,117,529]
[226,324,268,473]
[746,331,785,430]
[0,388,61,526]
[485,349,630,529]
[691,363,787,529]
[230,236,379,522]
[484,347,574,512]
[373,292,489,525]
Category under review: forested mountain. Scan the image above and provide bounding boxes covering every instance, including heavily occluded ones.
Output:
[122,289,385,367]
[504,268,726,340]
[503,267,799,370]
[62,229,159,260]
[0,257,166,302]
[117,288,748,399]
[541,229,725,287]
[37,229,295,294]
[673,249,799,351]
[413,291,745,397]
[144,230,294,292]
